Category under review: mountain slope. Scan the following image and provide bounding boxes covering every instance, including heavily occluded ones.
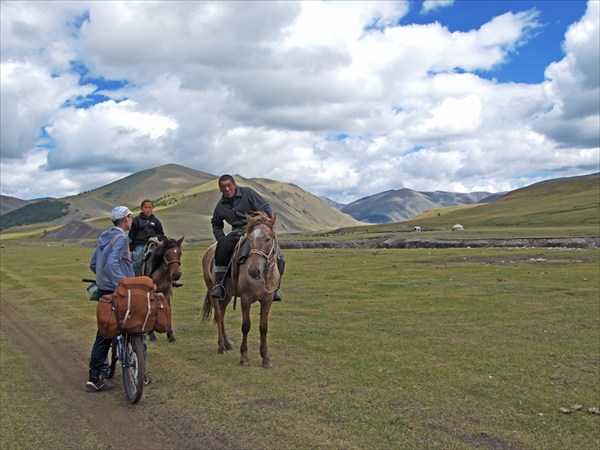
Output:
[0,195,31,215]
[340,188,495,224]
[404,173,600,229]
[0,165,364,240]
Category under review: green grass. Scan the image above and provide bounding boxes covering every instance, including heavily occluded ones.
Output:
[1,243,599,449]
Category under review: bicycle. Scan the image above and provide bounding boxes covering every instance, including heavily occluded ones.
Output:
[83,279,146,404]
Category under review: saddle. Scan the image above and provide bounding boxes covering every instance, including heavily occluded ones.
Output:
[141,241,159,277]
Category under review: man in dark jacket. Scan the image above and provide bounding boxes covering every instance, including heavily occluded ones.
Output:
[210,174,284,301]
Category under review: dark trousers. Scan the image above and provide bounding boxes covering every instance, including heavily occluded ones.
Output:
[88,288,113,382]
[89,331,112,382]
[215,233,242,267]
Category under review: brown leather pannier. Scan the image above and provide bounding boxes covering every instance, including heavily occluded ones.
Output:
[97,295,119,339]
[153,293,172,334]
[112,276,157,334]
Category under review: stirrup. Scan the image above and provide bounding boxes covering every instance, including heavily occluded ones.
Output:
[210,284,226,299]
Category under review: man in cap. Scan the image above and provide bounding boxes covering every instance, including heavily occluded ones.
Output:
[86,206,140,391]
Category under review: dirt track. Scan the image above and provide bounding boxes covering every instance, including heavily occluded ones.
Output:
[0,299,227,450]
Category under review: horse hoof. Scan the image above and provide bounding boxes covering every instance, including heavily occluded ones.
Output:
[225,343,233,351]
[149,334,157,342]
[218,347,226,354]
[168,337,176,343]
[262,360,273,369]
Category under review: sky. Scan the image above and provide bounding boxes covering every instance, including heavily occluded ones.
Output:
[1,0,598,203]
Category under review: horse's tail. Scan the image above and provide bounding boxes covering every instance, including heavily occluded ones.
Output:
[201,291,213,323]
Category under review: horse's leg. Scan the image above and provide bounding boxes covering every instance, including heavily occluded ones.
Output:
[167,327,176,343]
[164,290,176,343]
[259,300,273,368]
[239,300,251,366]
[212,300,228,354]
[148,330,157,342]
[219,299,233,351]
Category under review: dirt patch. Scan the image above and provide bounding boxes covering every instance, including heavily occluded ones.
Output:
[43,220,100,240]
[0,300,227,449]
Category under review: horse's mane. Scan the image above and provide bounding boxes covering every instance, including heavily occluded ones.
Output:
[244,212,276,234]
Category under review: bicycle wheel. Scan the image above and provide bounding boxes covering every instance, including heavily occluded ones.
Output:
[122,334,145,404]
[107,338,118,379]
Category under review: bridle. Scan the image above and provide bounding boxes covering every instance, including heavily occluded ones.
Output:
[248,230,277,269]
[163,246,181,270]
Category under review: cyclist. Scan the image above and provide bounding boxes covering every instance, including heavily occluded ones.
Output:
[86,206,151,391]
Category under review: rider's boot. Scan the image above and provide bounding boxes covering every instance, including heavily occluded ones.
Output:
[210,266,227,299]
[273,255,285,302]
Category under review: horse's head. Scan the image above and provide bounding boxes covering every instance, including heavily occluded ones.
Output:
[244,213,277,281]
[162,236,184,281]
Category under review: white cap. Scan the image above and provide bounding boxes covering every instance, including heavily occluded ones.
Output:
[110,206,132,221]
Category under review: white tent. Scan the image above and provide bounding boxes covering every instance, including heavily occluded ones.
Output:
[452,223,464,231]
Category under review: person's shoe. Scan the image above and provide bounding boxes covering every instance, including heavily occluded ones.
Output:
[210,284,226,299]
[172,281,184,288]
[144,374,152,385]
[86,376,105,392]
[273,289,282,302]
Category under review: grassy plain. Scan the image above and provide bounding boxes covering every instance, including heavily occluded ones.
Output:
[1,242,599,449]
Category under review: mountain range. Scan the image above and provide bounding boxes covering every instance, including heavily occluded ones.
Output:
[1,164,597,241]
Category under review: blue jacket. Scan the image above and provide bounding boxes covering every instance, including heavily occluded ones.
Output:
[90,227,134,291]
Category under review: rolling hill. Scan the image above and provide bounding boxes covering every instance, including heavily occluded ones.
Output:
[0,195,31,215]
[2,166,598,241]
[0,164,365,241]
[368,172,600,232]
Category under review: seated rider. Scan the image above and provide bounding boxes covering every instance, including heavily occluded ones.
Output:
[129,199,182,287]
[210,174,284,301]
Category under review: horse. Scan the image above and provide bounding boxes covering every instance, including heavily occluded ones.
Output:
[201,212,280,368]
[146,236,184,343]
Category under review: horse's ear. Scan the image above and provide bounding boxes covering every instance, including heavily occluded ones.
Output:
[177,236,184,246]
[163,236,168,243]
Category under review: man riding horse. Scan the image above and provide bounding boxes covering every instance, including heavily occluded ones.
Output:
[210,174,284,301]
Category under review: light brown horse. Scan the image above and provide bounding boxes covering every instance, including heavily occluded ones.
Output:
[201,212,280,368]
[147,236,184,343]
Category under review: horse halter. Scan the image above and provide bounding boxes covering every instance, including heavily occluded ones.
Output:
[163,247,181,268]
[248,231,277,268]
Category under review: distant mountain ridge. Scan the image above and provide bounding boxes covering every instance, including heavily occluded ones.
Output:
[340,188,500,223]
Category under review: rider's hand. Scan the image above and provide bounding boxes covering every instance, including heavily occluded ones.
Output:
[149,237,160,244]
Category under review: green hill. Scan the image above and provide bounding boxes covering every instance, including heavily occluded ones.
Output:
[0,164,364,241]
[410,174,599,229]
[327,173,599,237]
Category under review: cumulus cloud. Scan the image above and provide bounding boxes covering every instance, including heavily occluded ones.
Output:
[422,1,455,15]
[535,0,600,148]
[0,0,598,202]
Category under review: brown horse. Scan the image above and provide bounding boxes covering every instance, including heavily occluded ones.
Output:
[201,212,280,368]
[147,236,184,343]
